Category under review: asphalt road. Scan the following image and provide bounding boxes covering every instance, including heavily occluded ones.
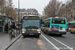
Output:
[8,35,54,50]
[3,31,75,50]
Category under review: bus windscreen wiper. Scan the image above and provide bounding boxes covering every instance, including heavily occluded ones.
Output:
[25,26,38,29]
[32,26,38,29]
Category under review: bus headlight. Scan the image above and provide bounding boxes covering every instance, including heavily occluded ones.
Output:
[37,29,41,31]
[22,28,26,31]
[22,31,25,33]
[38,31,41,33]
[22,28,26,33]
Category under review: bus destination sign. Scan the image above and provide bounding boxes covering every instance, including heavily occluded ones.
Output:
[23,16,39,19]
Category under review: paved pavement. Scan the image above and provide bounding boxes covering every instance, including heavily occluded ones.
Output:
[0,30,20,50]
[0,33,11,50]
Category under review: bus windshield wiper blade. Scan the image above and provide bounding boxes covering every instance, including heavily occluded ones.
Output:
[32,26,38,29]
[25,26,38,29]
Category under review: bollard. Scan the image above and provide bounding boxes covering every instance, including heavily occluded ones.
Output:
[5,34,22,50]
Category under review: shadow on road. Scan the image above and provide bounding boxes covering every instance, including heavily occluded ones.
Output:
[22,35,40,39]
[70,33,75,34]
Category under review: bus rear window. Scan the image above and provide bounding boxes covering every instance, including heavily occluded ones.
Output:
[52,18,65,24]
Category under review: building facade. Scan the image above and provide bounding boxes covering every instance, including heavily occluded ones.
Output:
[14,8,39,21]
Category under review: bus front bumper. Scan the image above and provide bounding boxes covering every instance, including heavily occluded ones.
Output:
[22,31,41,36]
[70,31,75,33]
[47,31,66,35]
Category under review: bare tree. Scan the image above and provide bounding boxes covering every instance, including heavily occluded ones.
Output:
[44,0,62,18]
[62,0,75,21]
[0,0,6,14]
[58,4,66,17]
[0,0,17,20]
[5,0,17,20]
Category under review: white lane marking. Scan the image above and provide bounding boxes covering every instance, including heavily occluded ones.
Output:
[41,34,60,50]
[51,36,73,50]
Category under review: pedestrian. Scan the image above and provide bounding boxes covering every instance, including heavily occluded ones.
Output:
[5,22,9,33]
[10,22,17,37]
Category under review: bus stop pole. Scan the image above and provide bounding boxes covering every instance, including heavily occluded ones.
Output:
[18,0,20,34]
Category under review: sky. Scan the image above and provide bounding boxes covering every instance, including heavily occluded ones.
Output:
[12,0,68,15]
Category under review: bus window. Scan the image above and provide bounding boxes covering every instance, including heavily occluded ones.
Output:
[47,22,50,27]
[52,18,65,24]
[0,20,3,26]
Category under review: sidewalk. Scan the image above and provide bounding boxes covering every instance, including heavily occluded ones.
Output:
[0,32,7,35]
[0,32,11,50]
[0,30,21,50]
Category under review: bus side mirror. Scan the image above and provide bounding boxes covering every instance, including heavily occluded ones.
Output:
[41,22,44,24]
[48,24,49,27]
[20,20,22,23]
[20,20,23,23]
[68,23,71,25]
[40,19,44,24]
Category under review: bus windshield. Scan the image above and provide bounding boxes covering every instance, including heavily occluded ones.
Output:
[69,23,75,28]
[52,18,65,24]
[22,20,40,28]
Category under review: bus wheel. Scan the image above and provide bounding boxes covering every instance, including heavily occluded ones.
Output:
[59,34,62,36]
[43,31,46,33]
[36,35,39,38]
[23,35,26,38]
[46,32,49,35]
[70,31,72,33]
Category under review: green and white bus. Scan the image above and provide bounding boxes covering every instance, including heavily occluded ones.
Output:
[41,17,67,36]
[21,16,41,37]
[68,21,75,33]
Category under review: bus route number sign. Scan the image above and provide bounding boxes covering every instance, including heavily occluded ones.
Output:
[23,16,39,19]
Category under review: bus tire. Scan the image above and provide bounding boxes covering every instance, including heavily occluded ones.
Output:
[36,35,39,38]
[70,31,72,33]
[47,32,49,35]
[23,35,26,38]
[59,34,62,36]
[43,31,45,33]
[45,30,47,34]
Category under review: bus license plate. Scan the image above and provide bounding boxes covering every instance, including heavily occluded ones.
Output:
[57,33,60,34]
[30,34,33,35]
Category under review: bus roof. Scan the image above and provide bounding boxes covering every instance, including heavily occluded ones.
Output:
[69,21,75,23]
[43,17,66,21]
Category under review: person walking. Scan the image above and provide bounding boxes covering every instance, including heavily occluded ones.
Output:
[10,22,17,37]
[5,22,9,33]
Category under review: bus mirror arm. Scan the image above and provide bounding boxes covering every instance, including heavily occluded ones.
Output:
[68,23,71,25]
[41,22,44,24]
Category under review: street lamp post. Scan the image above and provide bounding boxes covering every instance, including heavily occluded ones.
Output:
[18,0,20,34]
[66,5,67,18]
[18,0,20,24]
[71,12,73,20]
